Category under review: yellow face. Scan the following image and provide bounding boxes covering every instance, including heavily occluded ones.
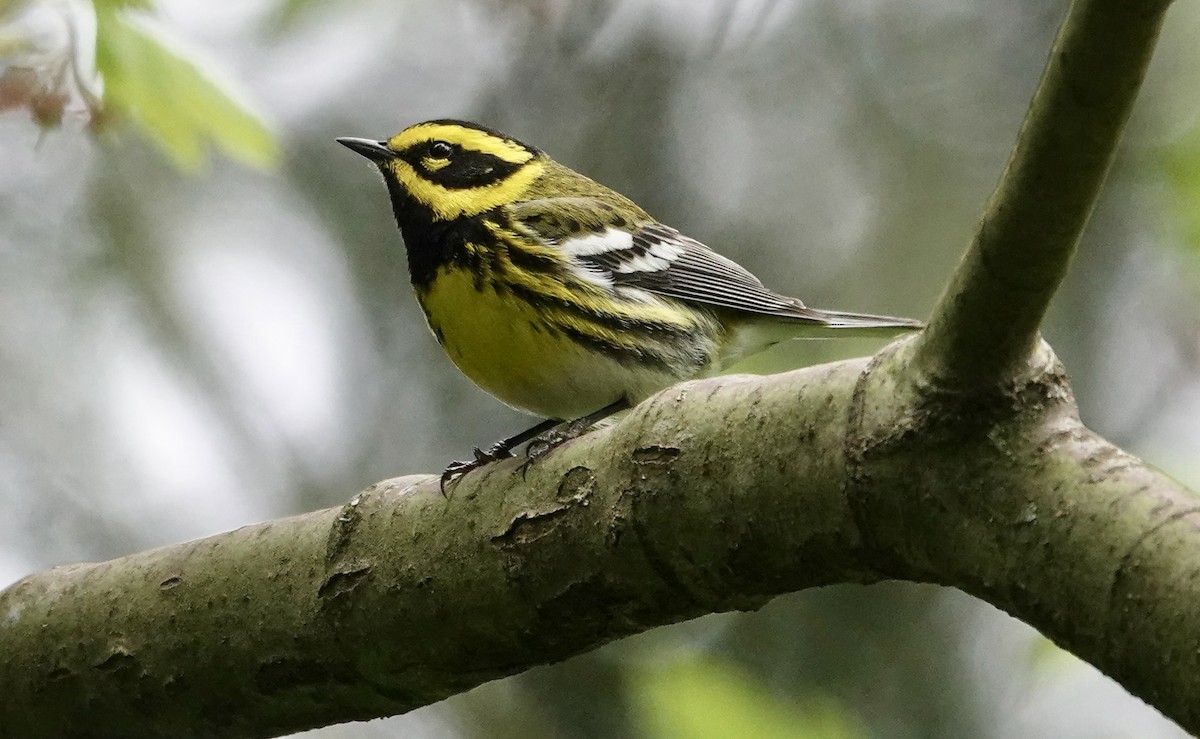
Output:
[378,120,547,221]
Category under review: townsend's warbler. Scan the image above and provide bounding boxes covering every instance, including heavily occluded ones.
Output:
[338,120,921,488]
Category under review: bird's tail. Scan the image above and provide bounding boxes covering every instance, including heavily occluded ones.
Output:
[807,307,924,336]
[714,307,922,372]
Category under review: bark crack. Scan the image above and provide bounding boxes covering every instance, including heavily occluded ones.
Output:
[1106,505,1200,646]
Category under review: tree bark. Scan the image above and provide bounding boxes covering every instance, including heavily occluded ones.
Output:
[0,0,1193,737]
[916,0,1171,386]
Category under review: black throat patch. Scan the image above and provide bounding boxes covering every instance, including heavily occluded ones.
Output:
[382,175,494,288]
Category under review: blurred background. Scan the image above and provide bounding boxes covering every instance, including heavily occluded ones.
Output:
[3,0,1200,737]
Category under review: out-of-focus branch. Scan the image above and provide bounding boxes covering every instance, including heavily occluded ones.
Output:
[913,0,1173,387]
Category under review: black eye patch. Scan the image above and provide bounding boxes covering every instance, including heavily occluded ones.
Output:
[400,144,523,189]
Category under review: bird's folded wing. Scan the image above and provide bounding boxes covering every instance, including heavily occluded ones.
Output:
[508,199,827,321]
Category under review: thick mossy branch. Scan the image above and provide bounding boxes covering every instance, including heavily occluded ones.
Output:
[0,361,867,739]
[914,0,1173,386]
[1,345,1198,739]
[850,343,1200,719]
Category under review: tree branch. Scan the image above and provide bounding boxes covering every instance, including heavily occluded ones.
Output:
[1,0,1196,736]
[2,344,1198,738]
[913,0,1173,387]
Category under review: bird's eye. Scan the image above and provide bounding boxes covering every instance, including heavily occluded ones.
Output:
[429,141,453,158]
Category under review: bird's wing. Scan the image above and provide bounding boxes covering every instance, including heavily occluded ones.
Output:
[507,199,826,321]
[595,223,817,319]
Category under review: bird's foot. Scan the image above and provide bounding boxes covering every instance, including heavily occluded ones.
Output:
[440,444,514,496]
[517,419,597,478]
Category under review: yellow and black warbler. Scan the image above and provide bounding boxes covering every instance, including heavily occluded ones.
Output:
[338,120,921,488]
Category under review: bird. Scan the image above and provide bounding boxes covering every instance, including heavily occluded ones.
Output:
[338,120,921,490]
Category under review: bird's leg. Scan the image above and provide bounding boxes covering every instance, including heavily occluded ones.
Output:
[440,417,560,495]
[522,397,631,469]
[440,398,632,494]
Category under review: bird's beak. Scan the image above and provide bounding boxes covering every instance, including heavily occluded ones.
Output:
[337,137,398,163]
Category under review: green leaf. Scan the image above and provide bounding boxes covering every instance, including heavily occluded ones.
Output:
[94,7,277,171]
[629,656,865,739]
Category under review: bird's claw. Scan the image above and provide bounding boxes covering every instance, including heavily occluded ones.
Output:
[525,435,557,461]
[439,445,514,496]
[442,409,614,491]
[517,428,577,479]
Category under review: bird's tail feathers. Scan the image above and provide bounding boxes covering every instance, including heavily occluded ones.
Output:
[807,307,924,336]
[714,308,922,371]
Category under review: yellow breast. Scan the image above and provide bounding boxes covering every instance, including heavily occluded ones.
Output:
[415,267,691,420]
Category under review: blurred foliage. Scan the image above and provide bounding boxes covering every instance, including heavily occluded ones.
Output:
[93,5,277,169]
[93,0,154,10]
[1162,120,1200,257]
[628,655,864,739]
[1,0,276,168]
[261,0,330,34]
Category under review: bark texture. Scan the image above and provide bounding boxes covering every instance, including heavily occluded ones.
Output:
[2,344,1197,738]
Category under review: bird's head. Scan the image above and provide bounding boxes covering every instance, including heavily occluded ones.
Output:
[338,120,546,222]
